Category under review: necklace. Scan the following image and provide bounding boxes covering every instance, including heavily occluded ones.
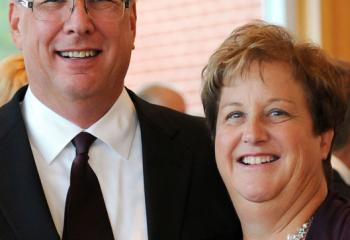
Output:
[286,217,313,240]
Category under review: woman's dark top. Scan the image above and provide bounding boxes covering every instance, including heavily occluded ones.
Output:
[306,191,350,239]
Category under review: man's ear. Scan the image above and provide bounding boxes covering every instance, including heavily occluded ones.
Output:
[320,129,334,161]
[129,1,137,49]
[9,1,23,49]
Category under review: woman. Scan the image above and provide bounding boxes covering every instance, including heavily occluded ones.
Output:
[201,21,350,239]
[0,54,27,106]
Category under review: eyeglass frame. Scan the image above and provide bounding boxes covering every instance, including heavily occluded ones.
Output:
[16,0,131,21]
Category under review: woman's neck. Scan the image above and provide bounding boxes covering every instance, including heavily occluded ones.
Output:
[234,177,327,240]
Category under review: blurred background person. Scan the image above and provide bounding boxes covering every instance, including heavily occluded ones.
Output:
[331,61,350,199]
[201,21,350,239]
[0,54,27,106]
[138,84,186,113]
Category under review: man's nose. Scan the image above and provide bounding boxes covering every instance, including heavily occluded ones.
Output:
[242,117,269,144]
[69,0,90,17]
[64,0,94,35]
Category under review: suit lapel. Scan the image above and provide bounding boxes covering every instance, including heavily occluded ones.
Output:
[128,89,193,240]
[0,87,194,239]
[0,87,59,239]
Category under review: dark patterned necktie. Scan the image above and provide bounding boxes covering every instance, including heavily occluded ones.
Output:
[62,132,114,240]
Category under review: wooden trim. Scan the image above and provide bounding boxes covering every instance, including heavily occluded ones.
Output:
[321,0,350,61]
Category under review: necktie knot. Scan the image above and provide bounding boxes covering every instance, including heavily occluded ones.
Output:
[72,132,96,155]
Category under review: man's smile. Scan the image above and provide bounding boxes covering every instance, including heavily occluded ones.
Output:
[57,50,101,59]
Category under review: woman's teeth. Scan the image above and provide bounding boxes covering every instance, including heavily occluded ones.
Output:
[241,156,278,165]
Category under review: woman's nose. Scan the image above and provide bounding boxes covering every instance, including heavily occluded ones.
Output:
[242,118,269,144]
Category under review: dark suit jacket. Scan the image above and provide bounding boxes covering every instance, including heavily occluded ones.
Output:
[0,87,242,240]
[331,169,350,199]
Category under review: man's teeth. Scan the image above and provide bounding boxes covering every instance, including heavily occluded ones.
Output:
[242,156,276,165]
[60,50,98,58]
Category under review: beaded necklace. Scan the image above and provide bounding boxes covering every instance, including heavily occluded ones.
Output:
[286,217,313,240]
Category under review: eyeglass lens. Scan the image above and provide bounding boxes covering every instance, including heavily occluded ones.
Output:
[32,0,126,22]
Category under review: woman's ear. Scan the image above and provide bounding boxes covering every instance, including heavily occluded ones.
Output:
[9,1,23,49]
[320,129,334,160]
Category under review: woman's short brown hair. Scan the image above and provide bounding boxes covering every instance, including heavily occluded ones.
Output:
[201,21,347,139]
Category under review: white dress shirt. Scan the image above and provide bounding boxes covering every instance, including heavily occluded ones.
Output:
[331,154,350,185]
[21,87,148,240]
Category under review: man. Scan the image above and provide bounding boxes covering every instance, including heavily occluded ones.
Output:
[138,84,186,113]
[1,0,241,239]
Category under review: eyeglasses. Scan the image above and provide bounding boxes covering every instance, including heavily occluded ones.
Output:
[17,0,130,22]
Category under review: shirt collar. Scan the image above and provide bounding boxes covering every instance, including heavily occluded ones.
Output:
[87,89,138,160]
[331,154,350,185]
[22,87,138,164]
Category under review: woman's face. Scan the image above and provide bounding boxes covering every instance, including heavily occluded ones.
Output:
[215,61,333,204]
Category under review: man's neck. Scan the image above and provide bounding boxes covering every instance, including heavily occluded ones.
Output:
[30,86,123,129]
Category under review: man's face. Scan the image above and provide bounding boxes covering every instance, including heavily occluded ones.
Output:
[9,0,136,107]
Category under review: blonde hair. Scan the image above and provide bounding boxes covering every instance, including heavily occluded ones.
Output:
[0,54,27,106]
[201,21,347,137]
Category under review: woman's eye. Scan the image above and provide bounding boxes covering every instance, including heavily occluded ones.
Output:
[226,111,244,121]
[267,109,291,122]
[269,109,287,116]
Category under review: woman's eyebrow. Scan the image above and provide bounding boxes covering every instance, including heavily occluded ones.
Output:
[267,98,296,105]
[221,101,243,108]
